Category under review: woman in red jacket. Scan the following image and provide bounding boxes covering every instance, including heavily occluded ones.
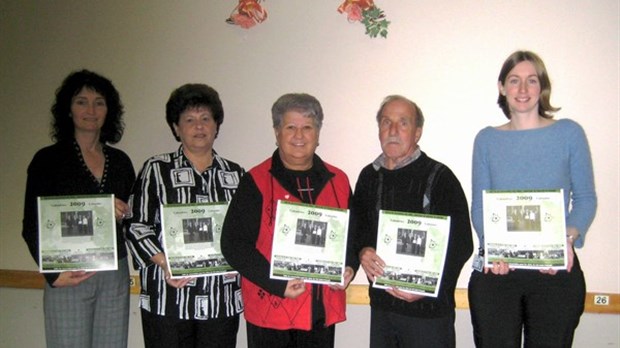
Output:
[221,93,359,348]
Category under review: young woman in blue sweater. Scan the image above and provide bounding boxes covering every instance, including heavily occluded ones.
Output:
[468,51,597,347]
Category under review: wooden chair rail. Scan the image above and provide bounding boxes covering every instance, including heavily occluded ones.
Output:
[1,269,618,314]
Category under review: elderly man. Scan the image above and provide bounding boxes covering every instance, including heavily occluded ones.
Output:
[352,95,473,347]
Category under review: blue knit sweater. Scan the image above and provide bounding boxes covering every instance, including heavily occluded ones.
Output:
[471,119,597,248]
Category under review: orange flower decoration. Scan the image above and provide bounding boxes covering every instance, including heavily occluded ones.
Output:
[227,0,268,29]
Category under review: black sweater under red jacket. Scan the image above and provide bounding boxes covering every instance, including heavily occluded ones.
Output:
[221,150,359,297]
[351,152,473,318]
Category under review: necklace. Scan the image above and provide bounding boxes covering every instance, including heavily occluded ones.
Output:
[295,176,314,204]
[74,140,109,193]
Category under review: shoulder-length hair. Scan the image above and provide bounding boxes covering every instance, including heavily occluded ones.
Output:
[51,69,124,144]
[497,50,560,119]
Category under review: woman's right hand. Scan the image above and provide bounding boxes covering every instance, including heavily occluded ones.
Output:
[165,277,193,289]
[151,252,191,288]
[159,262,192,288]
[114,198,131,222]
[52,270,96,287]
[284,278,306,299]
[359,247,385,282]
[157,258,192,288]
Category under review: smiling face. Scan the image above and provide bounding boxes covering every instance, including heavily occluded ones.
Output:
[71,87,107,135]
[275,110,320,171]
[499,60,542,118]
[378,99,422,170]
[173,106,217,154]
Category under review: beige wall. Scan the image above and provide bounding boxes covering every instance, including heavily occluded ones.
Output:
[1,1,618,347]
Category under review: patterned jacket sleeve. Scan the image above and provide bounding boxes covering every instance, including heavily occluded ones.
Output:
[126,159,164,269]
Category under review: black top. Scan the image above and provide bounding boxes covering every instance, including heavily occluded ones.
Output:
[351,152,473,318]
[22,140,135,286]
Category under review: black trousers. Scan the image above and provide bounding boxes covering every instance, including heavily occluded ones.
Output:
[141,309,239,348]
[468,258,585,348]
[246,320,335,348]
[369,307,456,348]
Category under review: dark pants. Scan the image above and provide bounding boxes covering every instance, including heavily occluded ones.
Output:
[468,259,585,348]
[246,320,335,348]
[141,309,239,348]
[370,307,456,348]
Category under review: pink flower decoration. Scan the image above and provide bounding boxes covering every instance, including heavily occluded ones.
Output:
[342,4,363,22]
[338,0,374,22]
[227,0,267,29]
[231,13,257,29]
[337,0,389,38]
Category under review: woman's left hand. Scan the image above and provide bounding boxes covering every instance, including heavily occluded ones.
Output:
[541,234,576,275]
[114,198,131,221]
[330,266,354,291]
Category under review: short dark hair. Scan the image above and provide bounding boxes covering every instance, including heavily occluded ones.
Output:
[166,84,224,141]
[497,50,560,119]
[271,93,323,130]
[51,69,124,144]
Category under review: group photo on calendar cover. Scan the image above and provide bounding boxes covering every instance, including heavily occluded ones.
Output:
[270,200,349,285]
[483,189,568,269]
[37,194,117,272]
